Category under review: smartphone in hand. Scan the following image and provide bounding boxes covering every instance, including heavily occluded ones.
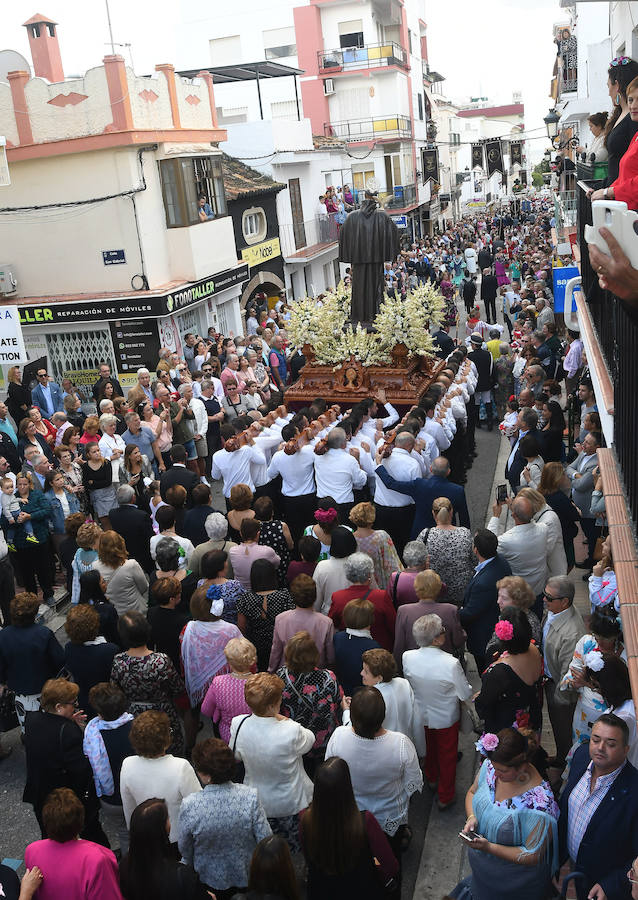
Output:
[459,830,482,842]
[496,483,508,504]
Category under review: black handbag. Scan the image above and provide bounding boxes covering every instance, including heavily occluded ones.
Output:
[0,687,18,732]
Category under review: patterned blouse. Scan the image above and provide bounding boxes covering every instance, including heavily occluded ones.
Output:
[110,650,185,755]
[355,530,402,590]
[258,520,291,585]
[277,666,343,754]
[201,673,252,745]
[485,760,559,817]
[416,526,475,606]
[237,589,296,671]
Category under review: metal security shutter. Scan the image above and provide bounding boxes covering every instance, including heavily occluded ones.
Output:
[46,328,116,385]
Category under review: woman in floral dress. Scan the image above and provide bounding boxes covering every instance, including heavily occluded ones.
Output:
[349,502,402,590]
[416,498,474,606]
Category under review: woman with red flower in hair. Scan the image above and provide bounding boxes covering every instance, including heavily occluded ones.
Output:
[474,606,543,735]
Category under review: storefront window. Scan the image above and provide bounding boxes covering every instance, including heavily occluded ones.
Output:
[159,155,227,228]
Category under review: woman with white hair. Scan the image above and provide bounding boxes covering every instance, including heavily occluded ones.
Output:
[402,613,472,811]
[329,552,396,652]
[97,414,126,480]
[388,541,429,608]
[188,512,238,579]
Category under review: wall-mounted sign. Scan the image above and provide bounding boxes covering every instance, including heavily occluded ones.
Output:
[0,306,27,363]
[18,262,249,326]
[109,319,162,376]
[241,238,281,269]
[390,215,408,228]
[102,249,126,266]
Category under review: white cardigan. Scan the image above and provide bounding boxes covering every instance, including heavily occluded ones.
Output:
[120,754,201,842]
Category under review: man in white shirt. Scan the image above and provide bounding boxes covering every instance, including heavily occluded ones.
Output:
[267,423,316,546]
[211,429,267,502]
[421,398,451,454]
[373,432,421,557]
[188,388,209,485]
[403,613,472,811]
[487,494,550,600]
[314,427,366,520]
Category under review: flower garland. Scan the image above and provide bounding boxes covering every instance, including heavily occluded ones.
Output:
[287,280,446,367]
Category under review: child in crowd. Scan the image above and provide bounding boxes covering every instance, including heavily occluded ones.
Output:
[499,396,519,447]
[1,476,37,550]
[70,521,102,603]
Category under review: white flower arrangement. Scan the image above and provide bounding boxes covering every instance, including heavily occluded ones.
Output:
[288,280,446,367]
[584,649,605,672]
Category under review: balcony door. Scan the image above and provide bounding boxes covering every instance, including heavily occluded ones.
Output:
[288,177,306,250]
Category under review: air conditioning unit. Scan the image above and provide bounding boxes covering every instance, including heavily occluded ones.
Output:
[0,265,17,295]
[324,78,335,95]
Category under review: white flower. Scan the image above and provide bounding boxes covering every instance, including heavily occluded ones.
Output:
[584,649,605,672]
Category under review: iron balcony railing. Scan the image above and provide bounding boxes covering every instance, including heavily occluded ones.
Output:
[318,42,408,73]
[324,115,412,142]
[576,179,638,530]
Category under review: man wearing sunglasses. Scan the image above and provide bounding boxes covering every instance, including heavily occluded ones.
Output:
[30,368,64,419]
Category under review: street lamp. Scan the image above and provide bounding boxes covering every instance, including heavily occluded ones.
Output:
[543,107,578,151]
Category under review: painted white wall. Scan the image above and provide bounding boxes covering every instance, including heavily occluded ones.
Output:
[609,2,638,59]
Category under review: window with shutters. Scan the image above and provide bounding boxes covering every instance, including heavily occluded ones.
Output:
[159,155,227,228]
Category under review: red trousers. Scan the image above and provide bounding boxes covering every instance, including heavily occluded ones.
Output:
[424,720,460,804]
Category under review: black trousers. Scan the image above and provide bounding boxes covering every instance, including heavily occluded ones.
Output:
[374,503,415,558]
[484,297,497,322]
[17,541,53,601]
[283,492,317,551]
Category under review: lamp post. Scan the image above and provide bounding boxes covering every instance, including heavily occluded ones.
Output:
[543,108,578,151]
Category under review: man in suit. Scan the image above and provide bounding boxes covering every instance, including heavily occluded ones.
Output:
[504,407,539,495]
[566,431,601,571]
[433,324,455,359]
[375,456,470,539]
[468,333,495,431]
[459,529,511,674]
[160,443,199,508]
[108,484,155,574]
[461,272,477,315]
[30,367,64,418]
[480,267,499,323]
[559,714,638,900]
[91,363,123,402]
[477,246,493,272]
[542,575,586,768]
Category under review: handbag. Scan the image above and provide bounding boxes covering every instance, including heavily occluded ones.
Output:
[0,687,18,732]
[459,699,481,734]
[231,713,251,783]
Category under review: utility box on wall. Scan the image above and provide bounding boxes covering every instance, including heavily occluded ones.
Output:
[0,264,17,295]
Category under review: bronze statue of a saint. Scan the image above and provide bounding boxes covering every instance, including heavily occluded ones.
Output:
[338,191,400,327]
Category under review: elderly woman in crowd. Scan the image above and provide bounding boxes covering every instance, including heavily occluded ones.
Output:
[402,614,471,811]
[230,672,315,850]
[493,343,515,417]
[333,598,381,696]
[189,511,237,578]
[393,570,466,669]
[152,538,198,613]
[276,630,342,774]
[82,682,133,856]
[416,496,474,606]
[326,686,423,862]
[201,636,256,743]
[24,788,121,900]
[236,559,294,671]
[23,678,107,844]
[180,584,242,751]
[474,607,543,735]
[269,574,335,671]
[178,737,272,896]
[349,501,402,590]
[97,413,125,474]
[453,727,559,900]
[8,473,55,606]
[63,604,119,718]
[120,797,208,900]
[329,552,396,651]
[93,531,148,615]
[111,611,185,755]
[230,518,281,592]
[517,486,568,579]
[387,540,430,607]
[119,711,201,844]
[484,576,542,660]
[348,648,417,744]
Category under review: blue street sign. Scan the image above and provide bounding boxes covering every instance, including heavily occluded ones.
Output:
[552,265,580,313]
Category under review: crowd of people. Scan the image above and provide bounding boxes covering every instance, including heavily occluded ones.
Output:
[0,185,638,900]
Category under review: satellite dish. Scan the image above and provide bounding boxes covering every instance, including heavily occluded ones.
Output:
[0,50,31,83]
[365,176,380,192]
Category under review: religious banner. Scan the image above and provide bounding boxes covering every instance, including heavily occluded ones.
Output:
[471,144,484,170]
[510,142,523,166]
[421,148,439,184]
[485,140,504,176]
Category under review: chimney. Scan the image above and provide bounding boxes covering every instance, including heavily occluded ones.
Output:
[23,13,64,82]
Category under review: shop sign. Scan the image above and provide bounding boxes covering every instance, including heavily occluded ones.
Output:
[18,263,249,325]
[109,319,161,377]
[62,368,100,390]
[241,238,281,269]
[0,306,27,364]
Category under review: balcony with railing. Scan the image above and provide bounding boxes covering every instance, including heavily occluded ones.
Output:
[318,42,408,74]
[571,179,638,696]
[279,213,339,259]
[324,115,412,142]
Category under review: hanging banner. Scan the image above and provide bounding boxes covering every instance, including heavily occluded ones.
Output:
[0,306,28,364]
[421,148,439,184]
[486,140,504,176]
[510,142,523,166]
[471,144,484,170]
